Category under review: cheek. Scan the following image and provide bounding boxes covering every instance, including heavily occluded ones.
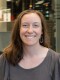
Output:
[20,28,27,37]
[20,28,25,34]
[36,28,42,35]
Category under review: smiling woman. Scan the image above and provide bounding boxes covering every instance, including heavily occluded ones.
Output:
[0,10,60,80]
[20,13,42,46]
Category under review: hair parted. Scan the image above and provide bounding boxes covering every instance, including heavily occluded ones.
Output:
[3,10,51,65]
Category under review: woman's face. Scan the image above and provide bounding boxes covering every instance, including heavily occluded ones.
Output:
[20,13,42,46]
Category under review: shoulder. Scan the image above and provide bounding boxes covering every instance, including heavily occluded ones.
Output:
[0,54,6,65]
[48,49,60,72]
[0,53,9,68]
[48,49,60,80]
[0,54,6,80]
[48,49,60,68]
[48,49,60,61]
[0,53,7,62]
[0,54,10,80]
[0,54,7,71]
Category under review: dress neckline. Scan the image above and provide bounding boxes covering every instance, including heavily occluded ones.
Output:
[17,49,51,71]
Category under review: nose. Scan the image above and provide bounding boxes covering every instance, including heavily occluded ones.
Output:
[27,25,33,33]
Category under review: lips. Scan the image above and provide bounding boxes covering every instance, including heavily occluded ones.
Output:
[25,35,36,39]
[26,36,34,39]
[25,35,36,37]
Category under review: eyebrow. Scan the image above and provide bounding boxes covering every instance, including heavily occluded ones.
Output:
[21,22,40,24]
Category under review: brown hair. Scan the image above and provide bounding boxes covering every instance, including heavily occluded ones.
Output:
[3,10,51,65]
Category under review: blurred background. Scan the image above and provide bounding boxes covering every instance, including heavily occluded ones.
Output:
[0,0,60,53]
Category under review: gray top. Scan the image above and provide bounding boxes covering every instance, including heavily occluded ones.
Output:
[0,49,60,80]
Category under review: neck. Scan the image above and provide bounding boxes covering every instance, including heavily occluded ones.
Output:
[23,43,44,58]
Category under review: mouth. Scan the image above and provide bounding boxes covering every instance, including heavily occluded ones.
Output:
[25,35,36,39]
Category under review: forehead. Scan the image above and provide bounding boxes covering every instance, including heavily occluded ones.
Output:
[21,13,41,22]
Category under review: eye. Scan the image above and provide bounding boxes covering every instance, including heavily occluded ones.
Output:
[22,24,28,28]
[33,24,39,28]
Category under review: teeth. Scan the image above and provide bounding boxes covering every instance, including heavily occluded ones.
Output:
[25,35,36,39]
[25,35,35,39]
[26,36,34,38]
[25,35,34,37]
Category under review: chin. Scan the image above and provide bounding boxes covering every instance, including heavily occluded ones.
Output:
[23,41,38,46]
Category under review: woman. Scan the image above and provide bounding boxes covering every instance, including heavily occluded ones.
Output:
[0,10,60,80]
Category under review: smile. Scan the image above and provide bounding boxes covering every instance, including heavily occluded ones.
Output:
[25,35,36,39]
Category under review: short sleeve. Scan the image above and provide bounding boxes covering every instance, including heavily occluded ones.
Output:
[52,53,60,80]
[0,54,5,80]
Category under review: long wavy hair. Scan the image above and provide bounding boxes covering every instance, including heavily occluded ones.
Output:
[3,10,51,65]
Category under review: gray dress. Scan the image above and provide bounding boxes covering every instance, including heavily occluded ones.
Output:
[0,49,60,80]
